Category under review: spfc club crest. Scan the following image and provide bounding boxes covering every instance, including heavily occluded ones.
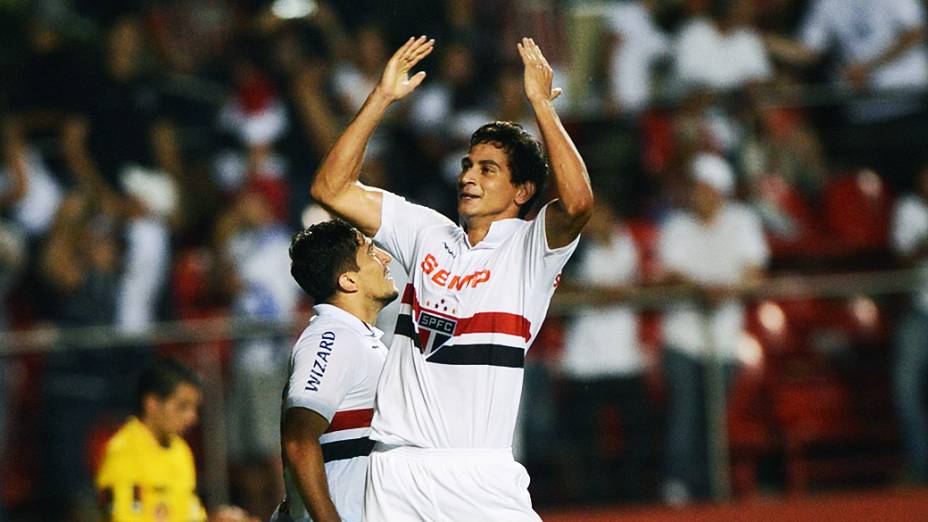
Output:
[417,311,457,356]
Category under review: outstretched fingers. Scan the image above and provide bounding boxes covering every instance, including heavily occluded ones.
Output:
[518,37,559,103]
[390,36,418,65]
[528,38,551,68]
[406,38,435,68]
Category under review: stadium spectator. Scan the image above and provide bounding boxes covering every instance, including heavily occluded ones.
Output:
[764,0,928,188]
[673,0,772,94]
[890,163,928,484]
[265,23,342,226]
[601,0,671,116]
[764,0,927,118]
[331,23,389,115]
[0,119,63,240]
[559,198,651,503]
[61,16,183,215]
[116,167,176,333]
[657,153,768,504]
[215,189,299,518]
[214,53,291,220]
[37,190,128,520]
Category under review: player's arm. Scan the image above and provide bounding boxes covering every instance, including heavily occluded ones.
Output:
[281,407,341,522]
[310,36,434,237]
[517,38,593,249]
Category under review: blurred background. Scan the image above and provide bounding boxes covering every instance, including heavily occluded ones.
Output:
[1,0,927,520]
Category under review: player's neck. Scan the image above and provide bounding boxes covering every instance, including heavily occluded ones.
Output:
[330,296,379,328]
[139,417,172,448]
[461,213,518,246]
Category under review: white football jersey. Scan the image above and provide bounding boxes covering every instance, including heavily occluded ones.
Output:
[370,192,579,449]
[277,304,386,522]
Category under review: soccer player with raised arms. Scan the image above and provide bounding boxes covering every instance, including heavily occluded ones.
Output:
[310,35,593,520]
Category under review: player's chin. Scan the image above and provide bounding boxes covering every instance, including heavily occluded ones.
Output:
[457,198,480,215]
[380,284,400,304]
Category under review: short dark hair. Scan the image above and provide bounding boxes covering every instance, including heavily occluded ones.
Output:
[470,121,549,218]
[135,358,201,416]
[289,219,363,303]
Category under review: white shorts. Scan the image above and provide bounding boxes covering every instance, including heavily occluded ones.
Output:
[364,444,541,522]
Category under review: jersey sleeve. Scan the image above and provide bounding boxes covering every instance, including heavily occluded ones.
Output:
[285,328,362,422]
[522,200,581,288]
[374,191,455,275]
[96,441,142,522]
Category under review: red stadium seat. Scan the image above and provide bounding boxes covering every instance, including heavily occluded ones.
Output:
[773,378,897,493]
[727,335,774,497]
[823,170,892,254]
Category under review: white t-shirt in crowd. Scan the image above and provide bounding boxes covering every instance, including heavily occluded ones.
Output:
[892,194,928,312]
[371,192,578,450]
[0,149,62,237]
[561,229,644,377]
[278,304,387,522]
[800,0,928,90]
[116,217,171,333]
[674,17,772,92]
[604,1,671,113]
[228,224,301,370]
[659,203,769,360]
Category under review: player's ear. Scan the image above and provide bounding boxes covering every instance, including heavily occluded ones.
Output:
[514,180,536,206]
[337,271,359,294]
[142,393,160,418]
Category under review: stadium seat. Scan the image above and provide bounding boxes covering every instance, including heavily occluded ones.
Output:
[773,378,897,493]
[823,170,892,255]
[727,333,774,497]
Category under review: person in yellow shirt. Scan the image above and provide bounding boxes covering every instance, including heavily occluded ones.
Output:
[96,358,208,522]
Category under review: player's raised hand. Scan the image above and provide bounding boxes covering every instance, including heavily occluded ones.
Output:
[377,35,434,102]
[517,37,562,105]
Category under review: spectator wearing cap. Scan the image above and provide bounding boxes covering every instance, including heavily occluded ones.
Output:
[558,198,652,503]
[657,153,769,504]
[118,166,177,334]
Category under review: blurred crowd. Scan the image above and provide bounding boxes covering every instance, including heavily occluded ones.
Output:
[1,0,927,520]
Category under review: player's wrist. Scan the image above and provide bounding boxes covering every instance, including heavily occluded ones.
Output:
[370,86,398,106]
[529,97,555,113]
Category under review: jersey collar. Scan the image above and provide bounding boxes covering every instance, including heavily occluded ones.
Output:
[312,304,384,340]
[464,217,524,249]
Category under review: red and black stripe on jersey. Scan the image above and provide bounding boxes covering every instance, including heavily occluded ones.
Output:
[320,408,375,463]
[393,284,530,368]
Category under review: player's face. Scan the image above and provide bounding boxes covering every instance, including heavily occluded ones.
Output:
[457,143,531,222]
[355,235,399,305]
[149,383,201,439]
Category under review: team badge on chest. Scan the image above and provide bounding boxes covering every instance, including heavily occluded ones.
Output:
[416,310,457,356]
